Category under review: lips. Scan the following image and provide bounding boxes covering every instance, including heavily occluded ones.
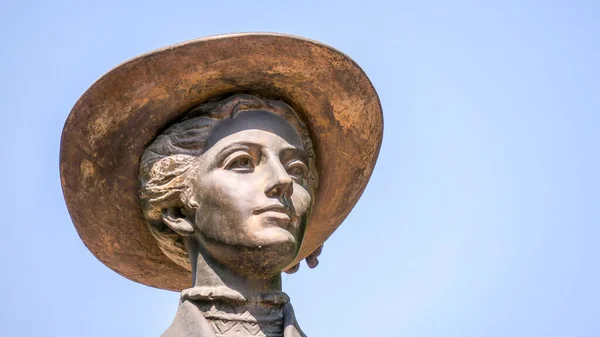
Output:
[253,205,294,221]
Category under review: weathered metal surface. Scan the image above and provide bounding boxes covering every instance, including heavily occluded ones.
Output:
[60,33,383,291]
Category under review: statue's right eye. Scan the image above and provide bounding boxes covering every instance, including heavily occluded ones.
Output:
[225,153,255,172]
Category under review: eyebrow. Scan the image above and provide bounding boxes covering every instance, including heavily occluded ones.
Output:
[215,141,309,165]
[281,146,309,164]
[217,141,255,154]
[211,141,256,167]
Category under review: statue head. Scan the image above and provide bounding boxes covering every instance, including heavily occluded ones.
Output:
[61,33,383,291]
[139,94,319,278]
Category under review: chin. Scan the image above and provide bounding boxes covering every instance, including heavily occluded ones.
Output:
[253,227,300,255]
[258,226,298,244]
[200,227,303,278]
[238,230,301,277]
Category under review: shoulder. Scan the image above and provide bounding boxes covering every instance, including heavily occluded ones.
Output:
[161,301,215,337]
[283,303,308,337]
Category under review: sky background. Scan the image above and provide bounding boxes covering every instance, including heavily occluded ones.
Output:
[1,0,599,336]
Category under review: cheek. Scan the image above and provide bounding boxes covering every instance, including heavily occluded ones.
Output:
[291,184,312,216]
[216,174,261,214]
[196,172,240,203]
[194,173,256,224]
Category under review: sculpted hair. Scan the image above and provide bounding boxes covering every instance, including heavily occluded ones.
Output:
[139,94,318,269]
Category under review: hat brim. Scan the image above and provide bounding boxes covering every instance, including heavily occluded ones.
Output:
[60,33,383,291]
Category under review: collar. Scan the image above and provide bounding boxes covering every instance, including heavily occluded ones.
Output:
[181,286,290,306]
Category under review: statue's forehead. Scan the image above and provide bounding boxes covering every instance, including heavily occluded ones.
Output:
[206,110,303,149]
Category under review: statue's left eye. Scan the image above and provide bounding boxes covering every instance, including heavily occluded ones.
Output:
[226,154,255,172]
[287,162,307,181]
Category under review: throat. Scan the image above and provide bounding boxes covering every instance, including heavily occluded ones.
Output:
[187,237,284,295]
[182,238,289,336]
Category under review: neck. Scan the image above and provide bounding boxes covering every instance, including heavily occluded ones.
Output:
[181,239,288,337]
[184,237,285,303]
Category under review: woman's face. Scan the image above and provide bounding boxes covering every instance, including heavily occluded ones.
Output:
[188,110,313,277]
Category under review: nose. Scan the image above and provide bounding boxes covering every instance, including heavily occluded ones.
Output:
[264,160,293,199]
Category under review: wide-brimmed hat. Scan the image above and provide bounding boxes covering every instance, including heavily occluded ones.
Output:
[60,33,383,291]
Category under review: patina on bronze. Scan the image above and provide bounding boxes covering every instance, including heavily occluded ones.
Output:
[60,33,383,336]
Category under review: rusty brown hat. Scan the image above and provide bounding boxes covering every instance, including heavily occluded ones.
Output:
[60,33,383,291]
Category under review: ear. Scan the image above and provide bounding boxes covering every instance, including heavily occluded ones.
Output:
[161,207,195,236]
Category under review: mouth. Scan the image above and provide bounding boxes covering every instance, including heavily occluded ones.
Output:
[254,204,290,215]
[253,205,295,222]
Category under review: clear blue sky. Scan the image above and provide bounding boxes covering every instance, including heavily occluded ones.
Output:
[1,1,599,336]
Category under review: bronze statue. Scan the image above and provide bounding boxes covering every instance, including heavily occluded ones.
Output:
[60,33,383,336]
